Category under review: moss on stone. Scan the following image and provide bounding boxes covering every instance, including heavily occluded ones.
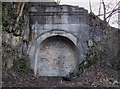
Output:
[13,56,29,73]
[2,42,29,73]
[79,50,104,70]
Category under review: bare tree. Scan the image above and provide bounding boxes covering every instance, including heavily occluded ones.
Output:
[98,0,102,16]
[89,0,92,13]
[13,2,26,32]
[89,0,119,26]
[102,0,106,21]
[97,0,120,24]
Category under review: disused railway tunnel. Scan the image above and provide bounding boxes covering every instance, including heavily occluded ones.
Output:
[27,3,89,76]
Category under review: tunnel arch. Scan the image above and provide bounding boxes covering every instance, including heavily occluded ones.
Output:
[28,30,86,76]
[34,30,79,76]
[35,30,78,47]
[36,35,78,76]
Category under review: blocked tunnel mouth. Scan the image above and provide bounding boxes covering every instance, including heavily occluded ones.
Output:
[37,35,78,76]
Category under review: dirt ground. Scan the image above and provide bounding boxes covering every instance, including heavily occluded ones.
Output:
[2,63,119,88]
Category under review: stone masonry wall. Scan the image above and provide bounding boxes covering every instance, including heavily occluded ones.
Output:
[2,2,119,76]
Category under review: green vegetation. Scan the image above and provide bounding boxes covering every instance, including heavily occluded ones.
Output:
[2,2,27,36]
[2,42,29,73]
[13,56,29,73]
[79,50,104,71]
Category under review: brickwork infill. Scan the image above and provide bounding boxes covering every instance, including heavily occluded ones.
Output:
[38,36,77,76]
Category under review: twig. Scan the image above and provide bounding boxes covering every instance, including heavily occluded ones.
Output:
[89,0,92,12]
[102,0,106,21]
[105,2,120,19]
[97,8,120,16]
[98,0,101,16]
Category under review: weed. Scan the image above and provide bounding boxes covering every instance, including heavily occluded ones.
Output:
[13,56,29,73]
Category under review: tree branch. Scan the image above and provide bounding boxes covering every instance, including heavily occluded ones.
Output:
[105,2,120,19]
[102,0,106,21]
[98,0,101,16]
[89,0,92,12]
[13,2,26,32]
[97,8,120,16]
[106,8,120,19]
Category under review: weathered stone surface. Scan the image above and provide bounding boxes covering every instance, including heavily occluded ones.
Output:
[2,2,119,76]
[27,3,89,76]
[2,2,119,77]
[37,36,77,76]
[17,3,119,76]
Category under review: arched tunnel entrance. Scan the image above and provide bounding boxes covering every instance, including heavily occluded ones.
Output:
[37,35,78,76]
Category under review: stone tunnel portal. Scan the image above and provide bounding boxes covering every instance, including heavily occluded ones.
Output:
[37,35,78,76]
